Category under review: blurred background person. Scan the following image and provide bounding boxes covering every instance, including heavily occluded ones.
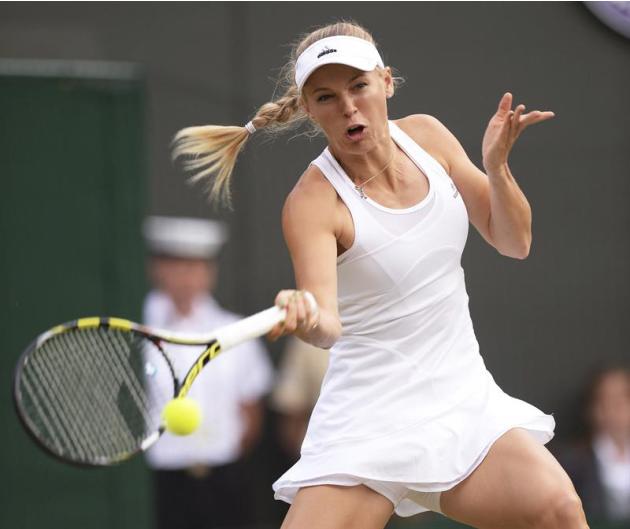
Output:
[559,366,630,526]
[142,215,274,529]
[270,338,329,461]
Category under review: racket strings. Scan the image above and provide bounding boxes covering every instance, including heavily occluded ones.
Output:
[98,331,155,419]
[33,346,95,457]
[21,366,77,456]
[25,341,97,460]
[65,330,137,459]
[22,329,125,462]
[80,331,150,446]
[17,326,174,464]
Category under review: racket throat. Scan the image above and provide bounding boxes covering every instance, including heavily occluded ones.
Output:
[177,341,222,398]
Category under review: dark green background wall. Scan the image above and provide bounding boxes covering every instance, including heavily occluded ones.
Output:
[1,3,629,529]
[1,71,148,528]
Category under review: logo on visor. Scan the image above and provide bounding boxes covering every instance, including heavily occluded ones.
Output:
[317,46,338,59]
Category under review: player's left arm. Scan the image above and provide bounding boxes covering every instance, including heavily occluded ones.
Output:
[401,94,554,259]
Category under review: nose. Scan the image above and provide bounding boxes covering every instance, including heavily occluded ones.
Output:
[339,93,357,117]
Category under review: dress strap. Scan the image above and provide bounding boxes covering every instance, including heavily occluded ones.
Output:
[311,149,367,208]
[388,121,450,180]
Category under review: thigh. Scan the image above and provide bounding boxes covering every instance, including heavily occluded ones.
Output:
[281,484,394,529]
[441,428,578,529]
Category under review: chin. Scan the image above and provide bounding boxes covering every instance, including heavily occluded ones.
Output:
[339,133,377,152]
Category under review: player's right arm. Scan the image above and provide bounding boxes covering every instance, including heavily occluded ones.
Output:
[268,165,342,349]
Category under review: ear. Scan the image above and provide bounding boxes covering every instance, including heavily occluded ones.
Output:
[383,66,394,99]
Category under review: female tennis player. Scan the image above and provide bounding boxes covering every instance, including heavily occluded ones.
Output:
[174,21,588,529]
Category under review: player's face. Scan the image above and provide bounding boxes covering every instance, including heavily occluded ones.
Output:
[302,64,393,156]
[591,371,630,437]
[150,256,216,315]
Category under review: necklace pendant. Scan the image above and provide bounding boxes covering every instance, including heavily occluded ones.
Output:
[355,184,367,199]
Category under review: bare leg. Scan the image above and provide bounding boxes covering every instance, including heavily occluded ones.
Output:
[441,428,589,529]
[280,484,394,529]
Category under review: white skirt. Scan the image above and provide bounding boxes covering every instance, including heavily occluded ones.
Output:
[272,374,555,517]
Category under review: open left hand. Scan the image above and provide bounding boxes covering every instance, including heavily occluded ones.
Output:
[482,92,555,174]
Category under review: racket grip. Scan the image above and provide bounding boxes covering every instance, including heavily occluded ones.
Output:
[214,306,286,350]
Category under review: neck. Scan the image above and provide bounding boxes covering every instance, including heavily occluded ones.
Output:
[610,432,630,456]
[597,431,630,457]
[170,293,210,318]
[173,299,193,317]
[331,137,397,188]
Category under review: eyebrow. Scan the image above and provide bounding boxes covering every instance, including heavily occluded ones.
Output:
[311,73,365,94]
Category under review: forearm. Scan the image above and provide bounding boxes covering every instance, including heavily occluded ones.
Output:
[486,163,532,259]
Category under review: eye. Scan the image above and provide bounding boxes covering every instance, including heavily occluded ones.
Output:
[317,94,333,103]
[354,82,368,90]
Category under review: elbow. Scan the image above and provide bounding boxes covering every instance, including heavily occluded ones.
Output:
[317,320,342,349]
[302,312,342,350]
[513,245,530,260]
[499,238,531,260]
[517,235,532,260]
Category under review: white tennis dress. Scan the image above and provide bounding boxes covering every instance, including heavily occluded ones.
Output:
[272,120,555,516]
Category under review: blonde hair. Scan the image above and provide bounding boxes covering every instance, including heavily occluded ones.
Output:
[172,20,394,207]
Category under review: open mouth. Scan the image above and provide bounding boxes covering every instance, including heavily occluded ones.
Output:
[346,124,366,139]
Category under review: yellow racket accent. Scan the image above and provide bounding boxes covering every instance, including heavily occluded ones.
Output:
[165,336,206,346]
[77,317,101,329]
[108,318,133,331]
[50,324,67,335]
[178,342,222,398]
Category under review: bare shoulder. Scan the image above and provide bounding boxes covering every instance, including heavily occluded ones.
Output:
[282,164,338,234]
[396,113,444,133]
[394,114,463,173]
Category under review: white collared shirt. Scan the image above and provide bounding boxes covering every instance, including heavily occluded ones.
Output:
[593,434,630,520]
[143,291,273,469]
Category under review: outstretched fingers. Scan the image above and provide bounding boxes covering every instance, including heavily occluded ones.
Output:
[497,92,513,116]
[511,107,555,142]
[508,104,526,143]
[519,110,555,129]
[483,92,555,169]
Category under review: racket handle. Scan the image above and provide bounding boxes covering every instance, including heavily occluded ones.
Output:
[214,290,319,351]
[214,306,286,350]
[214,293,319,351]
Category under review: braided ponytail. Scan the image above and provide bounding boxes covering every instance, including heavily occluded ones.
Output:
[172,125,250,207]
[172,20,390,207]
[172,86,304,207]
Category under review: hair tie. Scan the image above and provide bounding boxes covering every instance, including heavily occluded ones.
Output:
[244,121,257,134]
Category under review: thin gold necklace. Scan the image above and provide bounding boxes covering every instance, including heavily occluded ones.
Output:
[354,147,396,200]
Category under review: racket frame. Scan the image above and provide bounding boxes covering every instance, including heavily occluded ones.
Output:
[13,306,286,467]
[13,318,180,467]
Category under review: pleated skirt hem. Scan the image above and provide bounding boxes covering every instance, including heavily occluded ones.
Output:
[273,379,555,517]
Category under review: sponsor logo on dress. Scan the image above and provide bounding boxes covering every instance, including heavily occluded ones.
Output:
[450,181,459,198]
[317,46,338,59]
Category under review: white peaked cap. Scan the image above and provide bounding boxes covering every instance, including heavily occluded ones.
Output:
[295,35,385,92]
[143,216,228,259]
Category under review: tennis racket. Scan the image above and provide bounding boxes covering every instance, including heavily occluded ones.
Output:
[13,303,295,467]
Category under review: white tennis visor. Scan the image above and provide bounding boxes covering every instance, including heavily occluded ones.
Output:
[295,36,385,92]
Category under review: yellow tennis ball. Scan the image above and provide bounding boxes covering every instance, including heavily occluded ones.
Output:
[162,397,201,436]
